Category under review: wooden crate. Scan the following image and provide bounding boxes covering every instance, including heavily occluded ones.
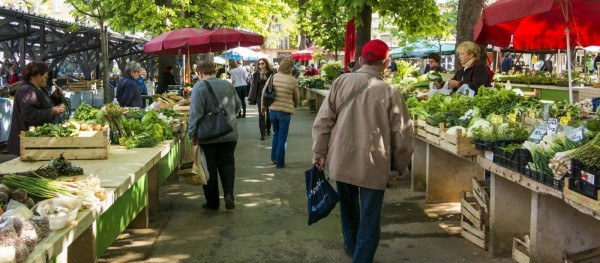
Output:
[425,123,442,145]
[472,177,490,211]
[513,237,531,263]
[439,125,482,155]
[415,116,428,138]
[461,191,488,250]
[67,80,102,91]
[173,104,190,113]
[564,247,600,263]
[20,130,109,161]
[563,179,600,213]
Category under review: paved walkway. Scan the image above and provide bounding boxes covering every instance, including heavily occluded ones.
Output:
[99,107,512,263]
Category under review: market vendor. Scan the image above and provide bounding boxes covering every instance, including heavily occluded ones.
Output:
[428,41,490,98]
[156,65,177,94]
[117,61,143,108]
[7,61,65,155]
[423,53,445,73]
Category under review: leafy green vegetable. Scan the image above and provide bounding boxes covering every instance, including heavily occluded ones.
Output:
[25,123,77,138]
[73,102,101,122]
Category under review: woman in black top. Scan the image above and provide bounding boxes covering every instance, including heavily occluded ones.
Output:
[7,61,65,155]
[248,58,274,140]
[448,41,491,95]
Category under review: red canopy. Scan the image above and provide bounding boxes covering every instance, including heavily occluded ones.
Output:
[144,28,212,55]
[187,28,264,52]
[291,48,314,61]
[474,0,600,50]
[344,19,356,71]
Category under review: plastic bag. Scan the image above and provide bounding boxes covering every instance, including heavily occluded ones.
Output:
[2,200,32,220]
[182,146,210,186]
[305,166,339,225]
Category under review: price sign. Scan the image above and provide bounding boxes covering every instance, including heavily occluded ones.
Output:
[560,116,570,125]
[548,118,558,132]
[528,111,536,119]
[567,127,584,142]
[491,115,503,124]
[508,114,517,124]
[530,125,547,141]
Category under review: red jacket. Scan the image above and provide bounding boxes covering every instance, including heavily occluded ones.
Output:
[304,68,319,77]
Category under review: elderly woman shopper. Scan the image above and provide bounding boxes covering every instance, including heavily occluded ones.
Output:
[248,58,274,140]
[7,61,65,155]
[261,58,299,168]
[117,61,143,107]
[428,41,490,97]
[189,60,242,211]
[229,60,248,118]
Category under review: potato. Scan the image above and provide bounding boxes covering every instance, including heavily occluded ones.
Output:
[80,123,89,131]
[93,124,102,131]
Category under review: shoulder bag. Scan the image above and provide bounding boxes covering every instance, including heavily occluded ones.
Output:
[336,79,372,115]
[262,74,275,108]
[196,80,233,141]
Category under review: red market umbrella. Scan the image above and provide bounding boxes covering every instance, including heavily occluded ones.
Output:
[344,19,356,71]
[144,28,212,55]
[187,28,264,52]
[291,49,313,61]
[473,0,600,103]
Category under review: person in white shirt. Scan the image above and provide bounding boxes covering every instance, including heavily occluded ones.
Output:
[229,60,248,118]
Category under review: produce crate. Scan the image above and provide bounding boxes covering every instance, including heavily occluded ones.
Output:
[564,179,600,213]
[439,126,482,155]
[66,80,102,91]
[567,177,598,200]
[425,123,442,145]
[571,159,600,186]
[493,147,531,174]
[20,129,110,161]
[415,116,428,138]
[173,104,190,113]
[472,177,490,211]
[460,191,488,250]
[473,140,495,151]
[512,237,531,263]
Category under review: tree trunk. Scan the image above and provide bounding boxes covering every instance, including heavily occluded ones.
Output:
[298,0,308,50]
[100,21,111,103]
[455,0,486,69]
[353,5,372,71]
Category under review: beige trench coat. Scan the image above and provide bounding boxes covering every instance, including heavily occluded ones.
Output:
[312,67,414,190]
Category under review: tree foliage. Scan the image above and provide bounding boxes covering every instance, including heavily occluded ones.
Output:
[299,0,347,58]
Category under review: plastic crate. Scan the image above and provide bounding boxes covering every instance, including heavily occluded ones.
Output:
[568,177,598,200]
[474,140,495,151]
[517,150,532,175]
[571,159,600,187]
[592,97,600,113]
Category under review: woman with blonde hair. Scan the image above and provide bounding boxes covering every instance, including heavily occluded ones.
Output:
[429,41,491,97]
[261,58,299,167]
[248,58,274,140]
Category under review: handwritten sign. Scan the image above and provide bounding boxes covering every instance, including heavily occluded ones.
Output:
[547,118,558,133]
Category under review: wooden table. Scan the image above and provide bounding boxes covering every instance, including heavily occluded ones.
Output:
[413,136,600,262]
[1,131,188,262]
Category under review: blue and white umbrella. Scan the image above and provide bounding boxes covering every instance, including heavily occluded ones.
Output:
[221,47,268,60]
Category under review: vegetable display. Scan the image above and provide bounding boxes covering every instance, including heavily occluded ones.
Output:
[24,123,76,138]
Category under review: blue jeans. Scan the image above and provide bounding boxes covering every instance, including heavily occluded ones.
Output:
[269,110,291,167]
[336,181,385,263]
[235,85,247,113]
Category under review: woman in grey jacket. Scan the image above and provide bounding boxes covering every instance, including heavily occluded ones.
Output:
[189,60,242,211]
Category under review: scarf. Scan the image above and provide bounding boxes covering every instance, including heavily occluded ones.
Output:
[462,58,476,70]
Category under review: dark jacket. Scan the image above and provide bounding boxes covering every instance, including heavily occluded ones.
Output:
[117,74,143,107]
[501,57,513,73]
[248,71,273,105]
[452,60,491,95]
[216,68,226,79]
[157,71,177,94]
[7,82,61,155]
[424,65,445,73]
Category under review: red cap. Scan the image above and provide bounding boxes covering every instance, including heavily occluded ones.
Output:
[361,39,389,61]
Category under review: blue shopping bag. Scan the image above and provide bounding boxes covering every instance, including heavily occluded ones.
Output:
[305,166,339,225]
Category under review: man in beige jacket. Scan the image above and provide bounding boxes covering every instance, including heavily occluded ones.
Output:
[312,39,414,262]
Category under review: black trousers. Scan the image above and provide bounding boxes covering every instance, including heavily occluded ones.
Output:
[200,141,237,208]
[257,98,271,137]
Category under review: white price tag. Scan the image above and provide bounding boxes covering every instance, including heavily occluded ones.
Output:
[459,109,474,120]
[567,127,584,142]
[531,126,547,141]
[547,118,558,133]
